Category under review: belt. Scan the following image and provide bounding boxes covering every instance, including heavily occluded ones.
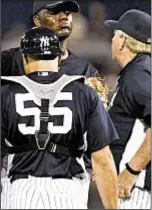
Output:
[10,174,73,183]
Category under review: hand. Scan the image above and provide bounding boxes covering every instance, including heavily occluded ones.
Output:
[118,169,137,199]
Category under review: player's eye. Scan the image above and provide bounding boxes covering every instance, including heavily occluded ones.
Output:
[46,10,55,15]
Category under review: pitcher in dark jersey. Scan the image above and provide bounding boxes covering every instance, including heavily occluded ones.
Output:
[1,0,98,81]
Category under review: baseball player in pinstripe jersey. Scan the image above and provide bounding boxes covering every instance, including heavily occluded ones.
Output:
[105,9,151,209]
[1,27,119,209]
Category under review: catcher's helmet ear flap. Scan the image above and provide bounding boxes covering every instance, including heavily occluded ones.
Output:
[20,27,62,60]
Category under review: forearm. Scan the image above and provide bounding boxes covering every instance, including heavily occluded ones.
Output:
[91,148,118,209]
[129,128,150,171]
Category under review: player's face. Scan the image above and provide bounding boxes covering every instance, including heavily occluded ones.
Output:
[42,9,73,40]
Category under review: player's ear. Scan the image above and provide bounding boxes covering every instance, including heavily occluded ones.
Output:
[33,15,41,27]
[22,55,27,65]
[119,34,127,51]
[22,55,29,74]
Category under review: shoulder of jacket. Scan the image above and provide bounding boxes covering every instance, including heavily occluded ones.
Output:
[2,47,20,56]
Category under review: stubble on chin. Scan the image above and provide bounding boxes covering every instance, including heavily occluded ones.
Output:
[57,27,72,39]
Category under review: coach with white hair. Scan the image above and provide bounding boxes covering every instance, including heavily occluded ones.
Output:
[105,9,151,209]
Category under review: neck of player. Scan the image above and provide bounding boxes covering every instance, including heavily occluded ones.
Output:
[25,58,59,74]
[60,39,69,61]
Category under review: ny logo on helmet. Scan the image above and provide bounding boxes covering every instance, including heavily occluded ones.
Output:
[40,36,50,51]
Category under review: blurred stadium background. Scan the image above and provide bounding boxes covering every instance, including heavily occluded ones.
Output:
[1,0,151,208]
[1,0,151,96]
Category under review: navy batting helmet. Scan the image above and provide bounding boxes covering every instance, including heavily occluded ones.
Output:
[20,27,62,59]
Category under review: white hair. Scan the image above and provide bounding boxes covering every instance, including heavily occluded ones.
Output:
[115,30,151,54]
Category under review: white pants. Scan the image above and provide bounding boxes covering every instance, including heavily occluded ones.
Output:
[1,177,12,209]
[8,175,90,209]
[1,154,14,209]
[118,187,151,209]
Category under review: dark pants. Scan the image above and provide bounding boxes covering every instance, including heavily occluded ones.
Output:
[88,182,104,209]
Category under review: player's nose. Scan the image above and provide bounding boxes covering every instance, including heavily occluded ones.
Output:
[58,11,68,21]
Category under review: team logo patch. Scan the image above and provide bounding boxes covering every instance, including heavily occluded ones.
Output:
[40,36,51,53]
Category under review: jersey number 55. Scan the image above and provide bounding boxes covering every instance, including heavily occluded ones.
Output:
[15,92,72,135]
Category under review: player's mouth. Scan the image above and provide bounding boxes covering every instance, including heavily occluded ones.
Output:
[58,21,70,28]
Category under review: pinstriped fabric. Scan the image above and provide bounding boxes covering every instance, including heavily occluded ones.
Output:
[1,178,11,209]
[1,154,14,209]
[9,175,90,209]
[138,187,144,208]
[145,192,150,209]
[118,187,151,209]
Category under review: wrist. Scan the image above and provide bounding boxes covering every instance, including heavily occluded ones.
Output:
[125,162,141,175]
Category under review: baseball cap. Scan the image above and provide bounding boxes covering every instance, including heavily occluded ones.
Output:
[104,9,151,44]
[33,0,80,15]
